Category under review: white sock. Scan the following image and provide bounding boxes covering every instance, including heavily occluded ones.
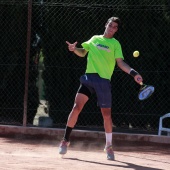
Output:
[105,133,112,147]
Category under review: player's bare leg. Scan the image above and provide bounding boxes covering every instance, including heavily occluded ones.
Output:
[67,93,89,127]
[58,93,89,157]
[101,108,115,160]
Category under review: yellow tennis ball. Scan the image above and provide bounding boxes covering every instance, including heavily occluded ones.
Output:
[133,51,140,57]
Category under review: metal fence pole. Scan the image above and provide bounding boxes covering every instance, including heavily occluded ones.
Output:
[23,0,32,127]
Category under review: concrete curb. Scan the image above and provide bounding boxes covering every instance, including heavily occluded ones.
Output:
[0,125,170,144]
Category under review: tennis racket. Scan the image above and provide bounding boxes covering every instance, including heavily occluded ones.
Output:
[138,82,155,100]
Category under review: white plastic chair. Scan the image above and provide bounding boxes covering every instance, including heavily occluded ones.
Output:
[158,113,170,136]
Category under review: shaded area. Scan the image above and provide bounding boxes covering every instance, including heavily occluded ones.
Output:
[65,158,163,170]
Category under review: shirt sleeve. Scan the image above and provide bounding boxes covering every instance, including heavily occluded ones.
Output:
[114,41,124,60]
[81,36,94,51]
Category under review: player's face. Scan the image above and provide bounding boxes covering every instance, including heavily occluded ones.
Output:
[105,21,118,37]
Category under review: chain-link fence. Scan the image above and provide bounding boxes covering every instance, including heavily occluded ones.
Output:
[0,0,170,134]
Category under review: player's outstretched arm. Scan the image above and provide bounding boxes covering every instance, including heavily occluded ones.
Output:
[116,58,143,84]
[66,41,87,57]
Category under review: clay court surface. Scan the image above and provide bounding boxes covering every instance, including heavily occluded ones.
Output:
[0,136,170,170]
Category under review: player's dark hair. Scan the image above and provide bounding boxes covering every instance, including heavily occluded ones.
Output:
[107,17,121,27]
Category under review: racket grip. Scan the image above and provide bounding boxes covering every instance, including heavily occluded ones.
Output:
[137,77,143,85]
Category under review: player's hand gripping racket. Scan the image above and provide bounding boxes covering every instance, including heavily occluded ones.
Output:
[138,82,155,100]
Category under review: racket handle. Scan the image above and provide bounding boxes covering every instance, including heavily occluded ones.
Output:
[137,77,143,85]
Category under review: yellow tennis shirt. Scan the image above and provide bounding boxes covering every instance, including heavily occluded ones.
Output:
[81,35,124,80]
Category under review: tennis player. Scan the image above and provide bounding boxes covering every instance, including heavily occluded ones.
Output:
[59,17,143,160]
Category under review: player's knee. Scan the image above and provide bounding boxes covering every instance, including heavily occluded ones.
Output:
[101,109,112,119]
[72,103,83,113]
[103,113,112,120]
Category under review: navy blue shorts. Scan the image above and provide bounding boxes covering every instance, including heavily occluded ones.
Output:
[78,73,112,108]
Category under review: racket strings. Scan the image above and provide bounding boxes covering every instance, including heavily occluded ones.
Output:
[138,85,155,100]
